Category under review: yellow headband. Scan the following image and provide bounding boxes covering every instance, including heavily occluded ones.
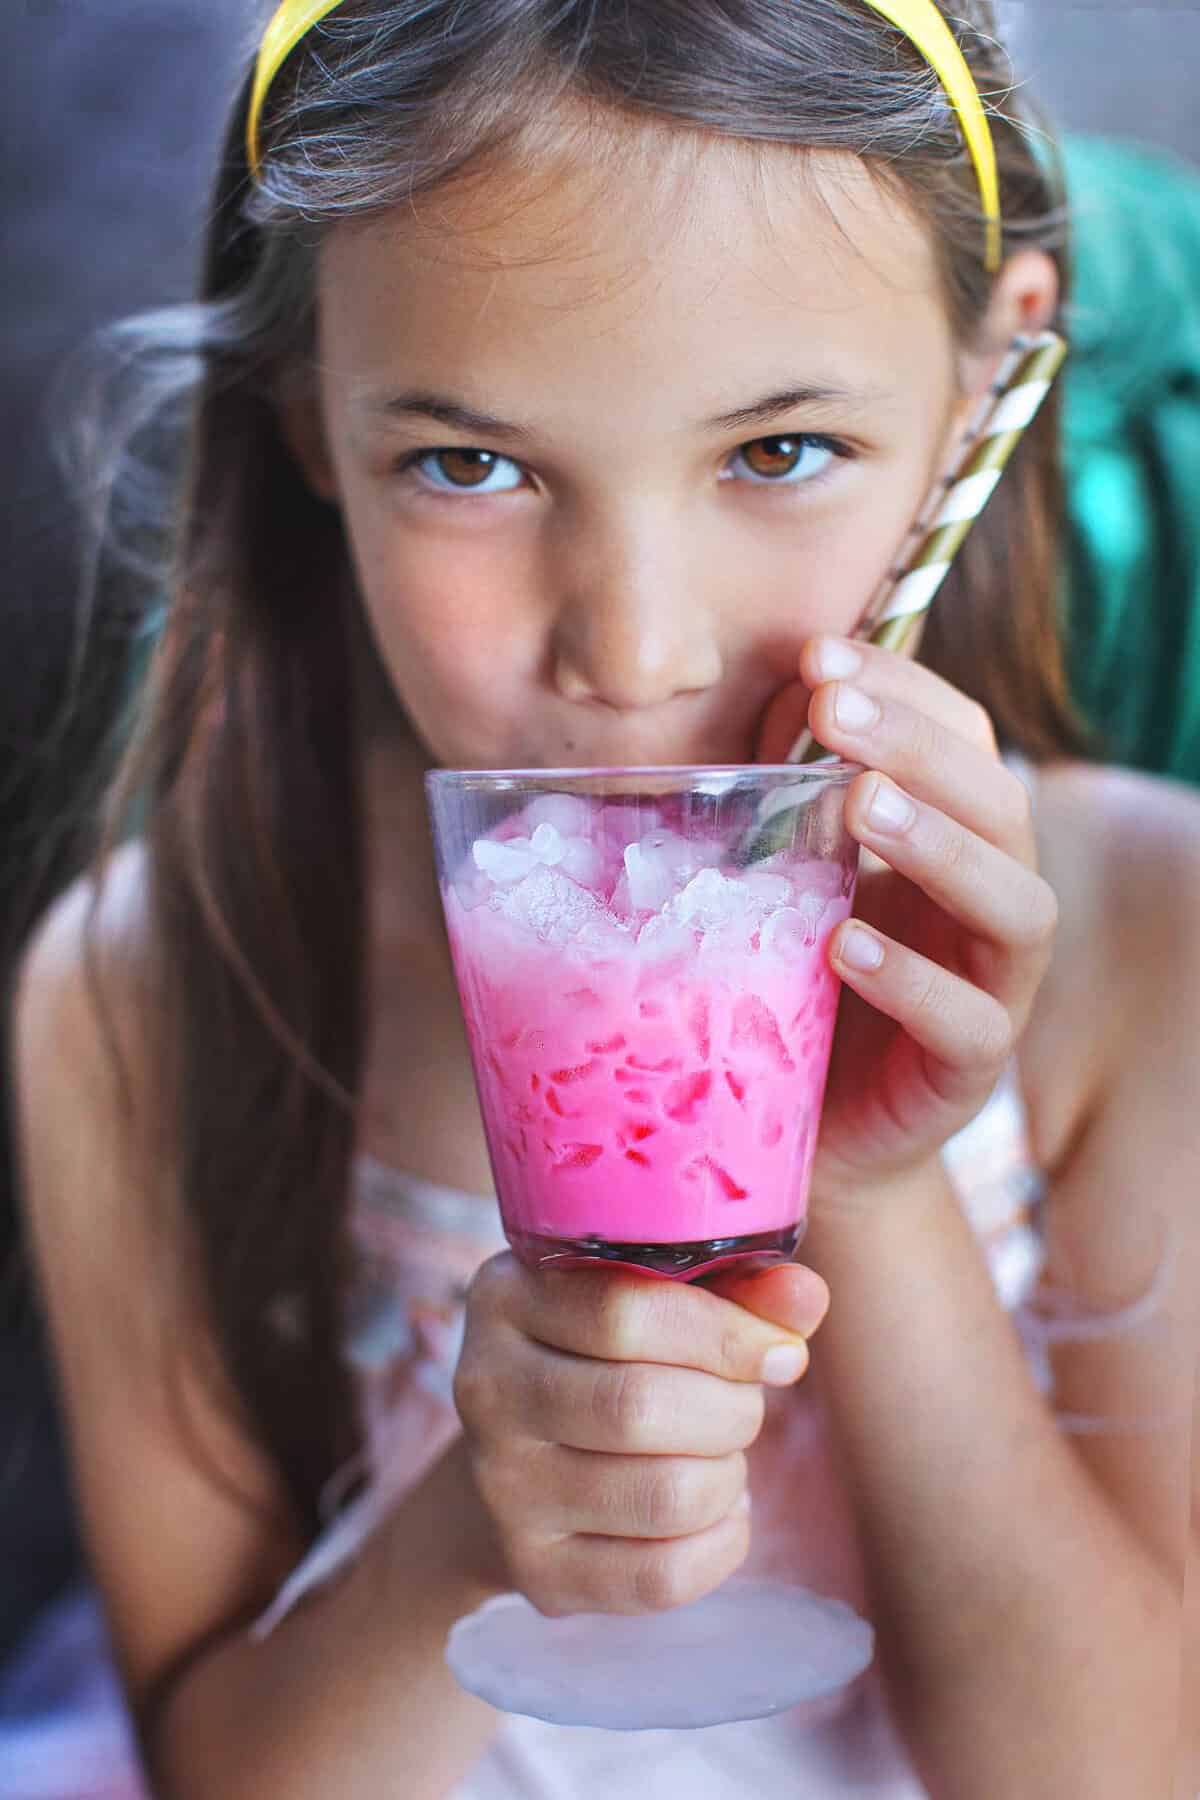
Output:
[247,0,1002,271]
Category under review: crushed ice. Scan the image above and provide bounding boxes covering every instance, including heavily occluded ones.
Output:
[488,864,633,951]
[474,819,603,889]
[622,830,723,913]
[470,810,839,954]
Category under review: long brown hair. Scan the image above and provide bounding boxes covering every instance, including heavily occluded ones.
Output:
[65,0,1089,1534]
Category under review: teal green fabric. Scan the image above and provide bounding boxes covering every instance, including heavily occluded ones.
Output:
[1060,137,1200,785]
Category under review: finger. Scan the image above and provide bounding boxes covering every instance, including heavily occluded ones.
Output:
[757,634,1000,769]
[846,774,1059,989]
[703,1263,831,1338]
[515,1265,820,1385]
[801,636,999,755]
[517,1509,752,1618]
[514,1341,767,1456]
[806,687,1036,859]
[829,919,1015,1103]
[520,1445,748,1541]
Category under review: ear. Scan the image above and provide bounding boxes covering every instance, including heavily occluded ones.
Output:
[954,248,1061,413]
[274,367,341,504]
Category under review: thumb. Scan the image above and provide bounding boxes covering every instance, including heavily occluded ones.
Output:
[704,1262,831,1340]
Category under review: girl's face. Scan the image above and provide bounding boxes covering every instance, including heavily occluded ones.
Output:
[292,128,1049,769]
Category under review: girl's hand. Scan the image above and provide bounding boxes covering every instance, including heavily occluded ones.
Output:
[759,636,1059,1215]
[454,1255,829,1617]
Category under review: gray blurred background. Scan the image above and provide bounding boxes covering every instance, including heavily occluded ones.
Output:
[1,0,1197,1669]
[998,1,1199,166]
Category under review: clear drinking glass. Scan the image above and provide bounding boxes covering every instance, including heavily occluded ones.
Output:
[426,764,875,1729]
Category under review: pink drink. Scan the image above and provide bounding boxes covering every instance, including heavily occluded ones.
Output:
[439,785,855,1277]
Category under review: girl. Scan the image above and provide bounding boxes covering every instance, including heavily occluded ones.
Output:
[10,2,1197,1794]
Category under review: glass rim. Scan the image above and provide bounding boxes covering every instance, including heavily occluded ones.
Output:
[426,758,863,787]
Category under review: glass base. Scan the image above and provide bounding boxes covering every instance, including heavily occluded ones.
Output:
[446,1577,875,1729]
[506,1222,804,1280]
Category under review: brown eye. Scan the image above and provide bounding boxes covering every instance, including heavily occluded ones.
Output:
[730,434,842,487]
[433,448,502,488]
[409,448,523,493]
[742,436,805,479]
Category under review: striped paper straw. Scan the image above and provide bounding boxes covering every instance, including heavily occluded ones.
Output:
[787,329,1069,764]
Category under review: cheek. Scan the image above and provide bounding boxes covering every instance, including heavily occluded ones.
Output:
[743,497,912,655]
[353,527,539,752]
[815,447,948,622]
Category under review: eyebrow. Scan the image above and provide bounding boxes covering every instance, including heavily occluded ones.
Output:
[358,380,889,441]
[704,382,888,433]
[361,392,536,442]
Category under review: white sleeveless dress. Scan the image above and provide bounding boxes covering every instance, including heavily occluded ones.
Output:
[0,769,1177,1799]
[0,1067,1173,1800]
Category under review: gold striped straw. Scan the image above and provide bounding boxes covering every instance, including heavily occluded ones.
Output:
[787,329,1069,764]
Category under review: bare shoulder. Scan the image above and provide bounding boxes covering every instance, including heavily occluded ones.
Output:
[14,836,253,1429]
[1018,762,1198,1583]
[1020,759,1200,1175]
[1033,758,1200,896]
[13,843,303,1710]
[14,841,166,1263]
[16,839,155,1108]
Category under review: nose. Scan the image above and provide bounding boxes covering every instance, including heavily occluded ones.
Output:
[549,508,724,711]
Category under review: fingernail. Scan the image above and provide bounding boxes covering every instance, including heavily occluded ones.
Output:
[866,777,916,835]
[811,638,862,681]
[795,1273,832,1332]
[833,684,880,733]
[838,925,885,972]
[761,1343,808,1386]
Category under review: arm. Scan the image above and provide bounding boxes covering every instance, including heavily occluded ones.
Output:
[15,851,827,1797]
[13,859,504,1800]
[151,1437,505,1800]
[802,767,1198,1799]
[1182,1383,1200,1800]
[804,1166,1184,1799]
